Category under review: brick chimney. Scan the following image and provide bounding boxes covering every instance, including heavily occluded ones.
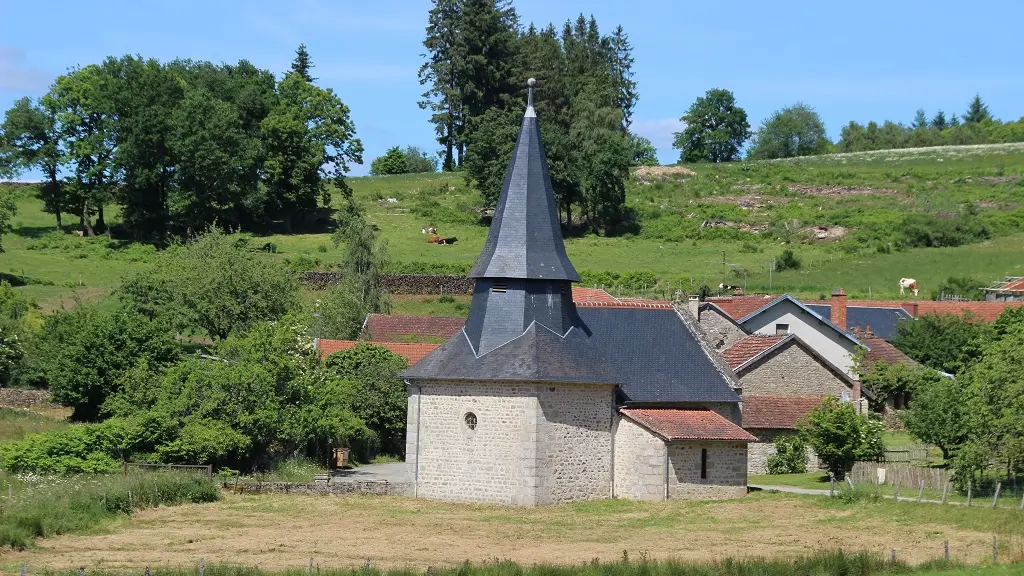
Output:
[830,288,847,330]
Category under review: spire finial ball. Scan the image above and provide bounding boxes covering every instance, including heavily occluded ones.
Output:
[527,77,536,87]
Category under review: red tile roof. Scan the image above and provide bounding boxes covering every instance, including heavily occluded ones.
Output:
[362,314,464,342]
[620,407,757,442]
[576,299,674,310]
[319,340,439,365]
[722,335,787,369]
[861,337,917,367]
[911,301,1024,322]
[997,277,1024,292]
[571,286,619,304]
[742,395,827,429]
[705,295,776,320]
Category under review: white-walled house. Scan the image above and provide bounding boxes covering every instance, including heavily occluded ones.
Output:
[735,292,863,379]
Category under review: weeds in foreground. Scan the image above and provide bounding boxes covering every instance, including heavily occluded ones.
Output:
[22,550,981,576]
[0,471,218,550]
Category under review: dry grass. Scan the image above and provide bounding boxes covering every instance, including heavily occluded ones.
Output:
[3,492,1019,571]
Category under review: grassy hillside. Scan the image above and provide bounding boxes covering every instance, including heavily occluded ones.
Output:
[3,142,1024,310]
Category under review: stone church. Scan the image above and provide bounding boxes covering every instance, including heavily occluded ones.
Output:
[402,81,754,506]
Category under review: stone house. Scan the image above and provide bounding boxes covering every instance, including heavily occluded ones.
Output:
[401,84,754,506]
[719,333,868,474]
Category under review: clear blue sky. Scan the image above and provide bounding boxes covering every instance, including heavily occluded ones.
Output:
[2,0,1022,175]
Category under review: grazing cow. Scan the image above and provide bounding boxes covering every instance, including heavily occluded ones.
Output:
[899,278,919,296]
[427,235,441,244]
[437,237,458,245]
[422,226,437,235]
[718,283,739,291]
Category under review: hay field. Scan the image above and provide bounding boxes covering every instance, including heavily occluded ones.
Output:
[4,492,1022,572]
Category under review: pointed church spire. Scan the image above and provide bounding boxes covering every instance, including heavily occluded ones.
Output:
[468,78,580,281]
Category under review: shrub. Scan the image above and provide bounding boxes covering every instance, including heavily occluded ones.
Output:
[618,269,658,291]
[798,397,884,480]
[774,249,801,271]
[765,434,807,474]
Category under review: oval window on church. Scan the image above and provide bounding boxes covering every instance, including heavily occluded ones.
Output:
[464,412,478,431]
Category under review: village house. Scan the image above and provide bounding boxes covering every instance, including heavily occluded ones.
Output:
[398,82,754,506]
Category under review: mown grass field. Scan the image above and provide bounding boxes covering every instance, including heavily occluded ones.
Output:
[4,143,1024,311]
[2,491,1022,571]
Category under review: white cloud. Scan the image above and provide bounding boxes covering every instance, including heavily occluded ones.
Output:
[0,47,52,92]
[630,117,685,163]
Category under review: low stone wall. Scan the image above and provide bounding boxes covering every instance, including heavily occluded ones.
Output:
[225,480,413,496]
[299,272,475,295]
[0,388,56,408]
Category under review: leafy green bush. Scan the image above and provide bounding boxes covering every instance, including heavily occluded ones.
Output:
[618,269,658,291]
[325,343,408,459]
[766,435,807,474]
[0,472,218,549]
[36,305,181,421]
[2,319,380,473]
[774,249,801,271]
[119,228,298,340]
[798,397,884,480]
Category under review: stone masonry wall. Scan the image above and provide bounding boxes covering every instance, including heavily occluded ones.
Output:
[667,442,748,500]
[537,384,615,504]
[747,428,821,475]
[699,308,747,351]
[407,380,614,505]
[613,416,666,501]
[738,340,851,397]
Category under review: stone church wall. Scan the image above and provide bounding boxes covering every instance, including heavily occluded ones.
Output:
[536,384,615,504]
[406,380,614,505]
[737,341,851,397]
[667,442,748,500]
[613,416,667,500]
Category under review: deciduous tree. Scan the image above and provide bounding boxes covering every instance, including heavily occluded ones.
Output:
[747,103,830,160]
[673,88,750,163]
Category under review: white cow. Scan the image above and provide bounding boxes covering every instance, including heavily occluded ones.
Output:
[899,278,919,296]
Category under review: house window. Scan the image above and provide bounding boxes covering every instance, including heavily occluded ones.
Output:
[464,412,478,431]
[700,448,708,479]
[775,323,789,335]
[491,282,507,294]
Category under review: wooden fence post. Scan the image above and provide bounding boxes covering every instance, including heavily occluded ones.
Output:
[830,474,835,497]
[1020,491,1024,510]
[992,535,998,564]
[943,540,949,561]
[917,480,925,502]
[891,549,897,564]
[941,481,950,505]
[991,482,1001,508]
[894,479,900,499]
[967,480,972,507]
[21,564,26,576]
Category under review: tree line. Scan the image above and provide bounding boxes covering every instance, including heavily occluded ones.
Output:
[862,308,1024,492]
[419,0,641,233]
[673,90,1024,163]
[0,207,401,472]
[0,45,362,241]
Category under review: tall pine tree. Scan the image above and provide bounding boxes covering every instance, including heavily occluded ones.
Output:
[964,94,991,124]
[290,44,316,83]
[419,0,466,171]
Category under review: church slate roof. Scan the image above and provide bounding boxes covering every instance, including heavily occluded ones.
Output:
[467,94,579,281]
[403,307,742,405]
